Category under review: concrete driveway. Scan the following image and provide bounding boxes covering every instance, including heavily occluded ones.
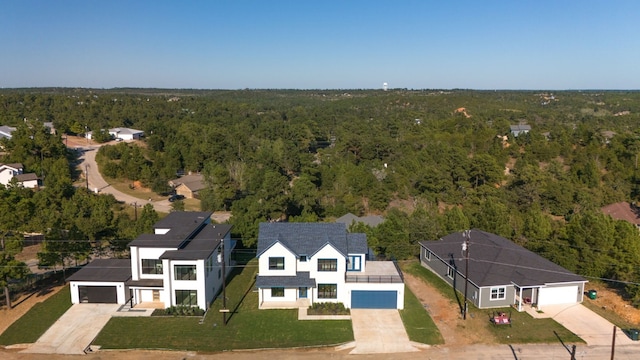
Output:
[21,304,120,355]
[535,303,638,346]
[347,309,420,354]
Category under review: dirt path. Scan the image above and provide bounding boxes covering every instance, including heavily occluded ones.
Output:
[403,273,495,345]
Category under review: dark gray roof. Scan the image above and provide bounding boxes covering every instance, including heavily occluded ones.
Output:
[128,211,213,248]
[67,259,131,282]
[257,222,367,258]
[256,272,316,288]
[335,213,385,227]
[160,224,232,260]
[420,230,586,288]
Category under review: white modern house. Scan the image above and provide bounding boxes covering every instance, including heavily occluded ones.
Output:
[68,212,234,310]
[256,222,404,310]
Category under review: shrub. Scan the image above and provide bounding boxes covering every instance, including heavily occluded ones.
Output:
[307,302,350,315]
[153,305,204,316]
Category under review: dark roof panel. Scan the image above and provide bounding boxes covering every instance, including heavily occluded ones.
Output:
[67,259,131,282]
[420,229,585,287]
[256,272,316,288]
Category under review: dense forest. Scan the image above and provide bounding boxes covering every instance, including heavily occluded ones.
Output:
[2,88,640,305]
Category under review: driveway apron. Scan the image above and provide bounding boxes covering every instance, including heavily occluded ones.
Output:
[22,304,120,355]
[349,309,418,354]
[542,303,637,346]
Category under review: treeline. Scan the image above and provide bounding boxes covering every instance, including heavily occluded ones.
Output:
[3,89,640,304]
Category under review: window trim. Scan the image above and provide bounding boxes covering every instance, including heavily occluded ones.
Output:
[446,266,455,279]
[347,255,361,271]
[424,248,431,261]
[317,284,337,299]
[271,287,285,297]
[299,255,308,262]
[317,258,338,272]
[269,257,285,270]
[490,286,506,301]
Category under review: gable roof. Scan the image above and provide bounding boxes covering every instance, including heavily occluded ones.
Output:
[510,124,531,132]
[420,229,585,288]
[601,202,640,225]
[335,213,385,227]
[0,125,16,139]
[257,222,367,258]
[169,174,205,192]
[109,127,143,135]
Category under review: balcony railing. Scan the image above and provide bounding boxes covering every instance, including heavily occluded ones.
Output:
[345,274,404,283]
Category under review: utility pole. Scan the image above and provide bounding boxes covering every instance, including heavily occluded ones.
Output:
[85,164,89,190]
[133,202,138,221]
[218,233,228,325]
[611,326,616,360]
[462,230,471,320]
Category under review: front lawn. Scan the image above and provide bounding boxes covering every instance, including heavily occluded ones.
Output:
[93,259,353,351]
[400,260,583,344]
[0,285,72,345]
[400,286,444,344]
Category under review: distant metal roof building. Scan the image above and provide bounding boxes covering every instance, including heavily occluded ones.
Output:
[510,124,531,137]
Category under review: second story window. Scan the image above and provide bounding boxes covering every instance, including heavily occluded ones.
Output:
[174,265,197,280]
[269,257,285,270]
[317,259,338,272]
[141,259,163,274]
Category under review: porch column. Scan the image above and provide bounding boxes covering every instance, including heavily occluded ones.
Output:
[518,287,523,312]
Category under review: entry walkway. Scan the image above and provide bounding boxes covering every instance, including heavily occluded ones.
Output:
[346,309,420,354]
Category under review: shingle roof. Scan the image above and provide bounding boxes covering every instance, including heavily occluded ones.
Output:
[420,230,585,288]
[67,259,131,282]
[256,272,316,288]
[15,173,38,181]
[257,222,367,258]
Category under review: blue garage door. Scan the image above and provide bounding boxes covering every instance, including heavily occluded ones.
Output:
[351,290,397,309]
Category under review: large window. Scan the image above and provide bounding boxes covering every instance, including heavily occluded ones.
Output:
[318,259,338,272]
[269,257,285,270]
[142,259,163,274]
[271,287,284,297]
[318,284,337,299]
[424,248,431,261]
[175,289,197,306]
[174,265,197,280]
[490,287,506,300]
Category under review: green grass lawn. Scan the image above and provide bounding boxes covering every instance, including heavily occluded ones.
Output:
[94,259,353,351]
[400,286,444,344]
[0,285,72,345]
[400,260,583,344]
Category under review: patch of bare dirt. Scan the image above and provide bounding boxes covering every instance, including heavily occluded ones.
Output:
[404,273,495,345]
[586,283,640,326]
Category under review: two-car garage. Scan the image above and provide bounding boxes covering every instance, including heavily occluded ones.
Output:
[538,285,581,307]
[67,259,132,305]
[77,285,118,303]
[351,290,398,309]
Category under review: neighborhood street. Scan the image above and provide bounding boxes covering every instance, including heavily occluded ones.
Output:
[74,141,171,213]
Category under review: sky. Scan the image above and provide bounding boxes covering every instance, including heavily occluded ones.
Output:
[1,0,639,90]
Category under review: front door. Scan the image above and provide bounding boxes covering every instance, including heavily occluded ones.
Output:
[298,287,307,299]
[152,290,160,301]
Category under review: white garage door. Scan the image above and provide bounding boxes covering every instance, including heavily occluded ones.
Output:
[538,286,578,306]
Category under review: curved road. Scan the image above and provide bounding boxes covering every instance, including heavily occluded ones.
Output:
[77,145,171,213]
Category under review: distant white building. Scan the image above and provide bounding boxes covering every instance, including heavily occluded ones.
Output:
[86,127,144,141]
[383,82,388,91]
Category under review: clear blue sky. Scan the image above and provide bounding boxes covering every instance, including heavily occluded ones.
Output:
[1,0,639,89]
